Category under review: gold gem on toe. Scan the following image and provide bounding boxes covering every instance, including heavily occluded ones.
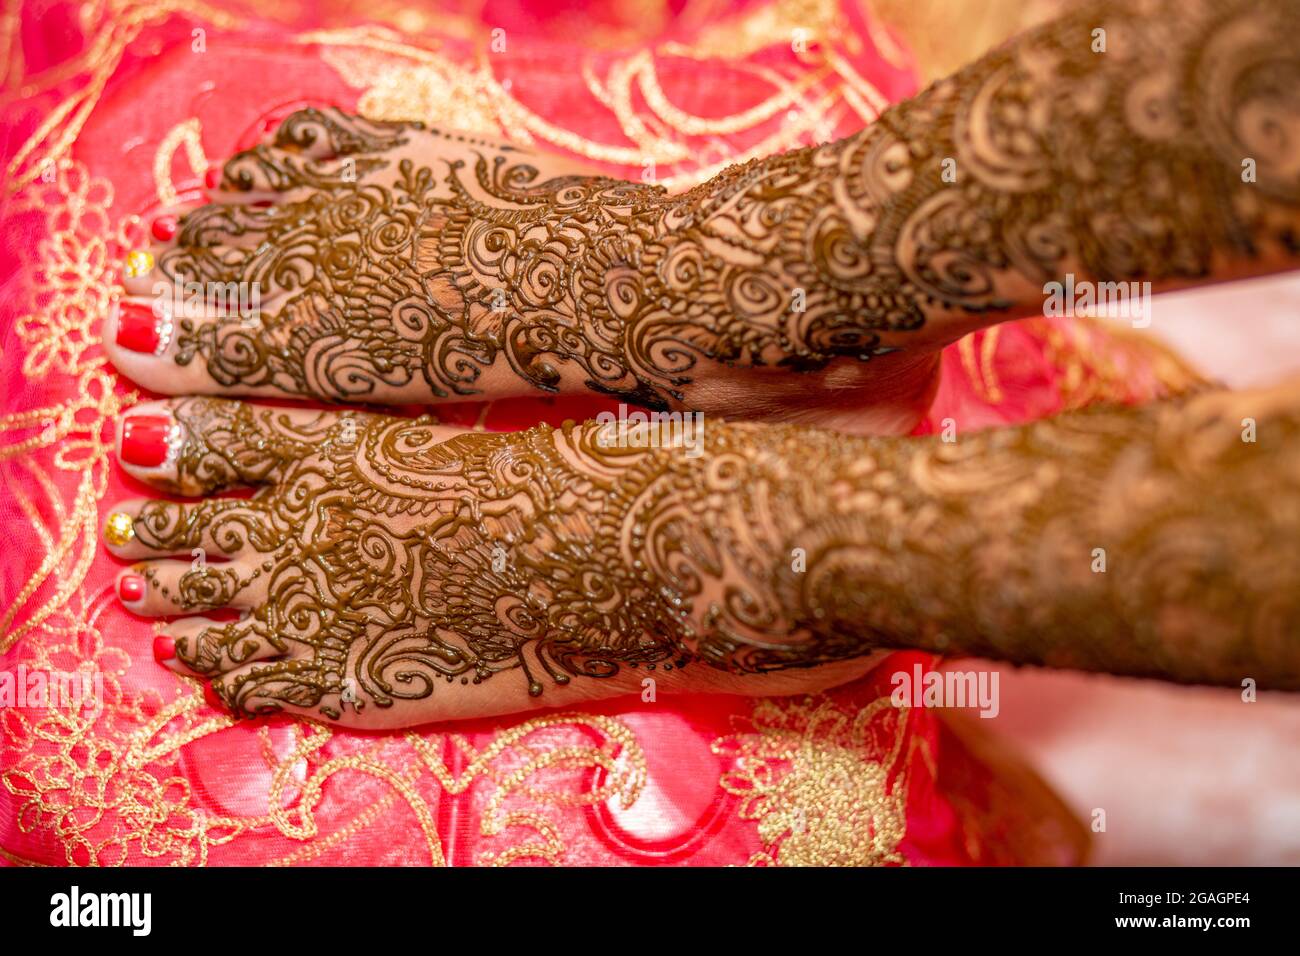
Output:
[122,249,154,279]
[103,511,135,547]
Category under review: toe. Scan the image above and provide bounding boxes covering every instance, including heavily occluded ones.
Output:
[217,144,323,199]
[122,205,299,297]
[115,405,185,486]
[119,245,163,297]
[105,296,293,399]
[119,239,253,298]
[272,106,416,158]
[146,205,198,244]
[270,107,344,159]
[209,657,327,720]
[154,241,259,291]
[114,397,325,495]
[218,141,394,198]
[118,204,204,295]
[116,557,263,616]
[105,296,176,361]
[173,202,282,249]
[156,615,290,678]
[102,496,273,560]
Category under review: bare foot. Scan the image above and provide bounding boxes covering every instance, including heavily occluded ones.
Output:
[103,397,882,729]
[104,107,939,435]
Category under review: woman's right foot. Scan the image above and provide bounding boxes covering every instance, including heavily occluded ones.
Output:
[104,107,940,436]
[103,396,882,729]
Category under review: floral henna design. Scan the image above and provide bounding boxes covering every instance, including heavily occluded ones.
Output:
[124,395,880,721]
[125,399,694,719]
[221,108,416,193]
[164,113,676,404]
[119,376,1300,724]
[147,0,1300,412]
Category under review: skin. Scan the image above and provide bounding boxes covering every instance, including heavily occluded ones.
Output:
[106,379,1300,728]
[105,0,1300,435]
[106,396,887,728]
[101,0,1300,726]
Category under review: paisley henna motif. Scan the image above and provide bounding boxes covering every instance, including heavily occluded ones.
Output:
[122,375,1300,723]
[156,0,1300,409]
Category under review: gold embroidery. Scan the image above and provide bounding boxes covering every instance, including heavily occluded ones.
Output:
[307,9,892,191]
[3,159,136,650]
[676,0,846,61]
[1,0,1185,869]
[404,715,646,865]
[14,163,138,378]
[714,696,911,866]
[4,0,243,195]
[956,317,1209,411]
[868,0,1034,82]
[1035,317,1209,408]
[153,117,211,207]
[3,590,655,865]
[957,326,1005,405]
[0,1,801,869]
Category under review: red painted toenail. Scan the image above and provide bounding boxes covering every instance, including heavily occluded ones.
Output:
[118,574,145,603]
[204,682,226,711]
[151,214,178,242]
[121,414,175,468]
[115,300,170,354]
[204,166,223,191]
[153,634,175,664]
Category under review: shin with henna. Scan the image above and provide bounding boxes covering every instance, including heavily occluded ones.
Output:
[598,381,1300,690]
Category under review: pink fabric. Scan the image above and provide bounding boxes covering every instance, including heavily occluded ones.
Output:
[0,0,1175,867]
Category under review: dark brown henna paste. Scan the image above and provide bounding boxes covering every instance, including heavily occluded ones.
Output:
[119,375,1300,723]
[154,0,1300,409]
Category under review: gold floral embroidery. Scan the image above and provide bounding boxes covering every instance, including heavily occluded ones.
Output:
[13,163,138,378]
[1,0,1178,869]
[406,716,646,866]
[1,0,846,869]
[713,696,911,866]
[307,3,893,191]
[4,595,651,865]
[153,118,211,207]
[1,605,222,866]
[2,159,138,650]
[3,0,244,195]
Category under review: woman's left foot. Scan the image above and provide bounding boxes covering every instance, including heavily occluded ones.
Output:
[105,106,940,436]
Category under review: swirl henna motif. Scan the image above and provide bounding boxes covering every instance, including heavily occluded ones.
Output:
[118,376,1300,723]
[132,396,884,721]
[128,399,695,719]
[149,0,1300,411]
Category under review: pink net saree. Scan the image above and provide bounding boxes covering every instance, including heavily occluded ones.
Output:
[0,0,1200,866]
